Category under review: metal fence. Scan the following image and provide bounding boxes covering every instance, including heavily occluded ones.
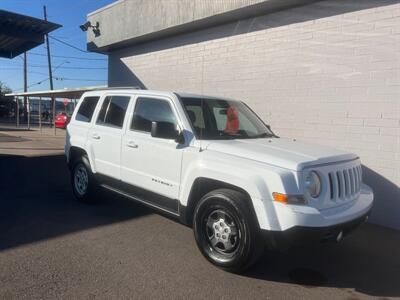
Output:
[0,97,77,130]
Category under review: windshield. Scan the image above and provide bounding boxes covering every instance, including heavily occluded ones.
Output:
[180,97,274,140]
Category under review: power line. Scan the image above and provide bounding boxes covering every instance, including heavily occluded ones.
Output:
[2,35,107,91]
[0,67,26,70]
[4,70,106,81]
[49,35,90,53]
[54,77,106,82]
[1,65,107,70]
[26,71,52,76]
[0,69,47,77]
[13,78,50,91]
[2,68,106,80]
[51,66,107,70]
[29,52,107,61]
[13,76,106,91]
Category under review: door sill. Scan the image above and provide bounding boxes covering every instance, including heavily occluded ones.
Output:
[100,183,180,217]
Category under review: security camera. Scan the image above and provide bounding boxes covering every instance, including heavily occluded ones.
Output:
[79,21,91,32]
[79,21,100,36]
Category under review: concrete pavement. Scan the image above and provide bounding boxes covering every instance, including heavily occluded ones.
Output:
[0,126,65,156]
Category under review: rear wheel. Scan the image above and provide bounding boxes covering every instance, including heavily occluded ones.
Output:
[193,189,264,272]
[71,155,97,203]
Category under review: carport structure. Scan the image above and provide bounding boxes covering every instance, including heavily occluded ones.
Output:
[0,9,60,59]
[0,9,62,129]
[6,86,106,134]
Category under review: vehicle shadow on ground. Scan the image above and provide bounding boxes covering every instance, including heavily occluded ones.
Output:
[362,165,400,230]
[245,223,400,298]
[0,154,151,252]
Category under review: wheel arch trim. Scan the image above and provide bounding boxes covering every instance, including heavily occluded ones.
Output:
[180,177,260,228]
[68,146,96,173]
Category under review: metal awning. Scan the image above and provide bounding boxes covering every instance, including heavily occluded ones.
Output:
[6,86,108,99]
[0,9,61,59]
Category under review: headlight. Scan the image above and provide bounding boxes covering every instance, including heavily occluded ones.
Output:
[305,171,321,198]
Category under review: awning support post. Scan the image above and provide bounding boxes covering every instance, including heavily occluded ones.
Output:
[27,96,30,130]
[52,96,56,135]
[39,97,42,133]
[16,97,19,128]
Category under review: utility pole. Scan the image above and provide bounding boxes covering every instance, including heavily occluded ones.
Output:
[43,5,56,134]
[23,52,27,124]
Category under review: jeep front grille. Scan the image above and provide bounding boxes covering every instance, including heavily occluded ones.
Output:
[328,165,362,200]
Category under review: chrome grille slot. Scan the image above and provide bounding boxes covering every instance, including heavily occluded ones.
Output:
[337,172,343,199]
[355,166,360,192]
[343,170,349,197]
[326,163,362,202]
[349,168,355,195]
[357,165,362,191]
[354,167,359,192]
[328,172,339,200]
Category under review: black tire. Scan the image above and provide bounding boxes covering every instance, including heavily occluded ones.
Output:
[193,188,264,272]
[71,155,98,203]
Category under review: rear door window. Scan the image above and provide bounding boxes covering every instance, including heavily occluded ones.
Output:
[75,96,100,122]
[96,95,130,128]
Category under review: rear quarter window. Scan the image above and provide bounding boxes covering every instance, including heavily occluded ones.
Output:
[75,96,100,123]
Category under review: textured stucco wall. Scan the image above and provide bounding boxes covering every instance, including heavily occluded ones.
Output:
[108,0,400,230]
[87,0,267,50]
[87,0,319,51]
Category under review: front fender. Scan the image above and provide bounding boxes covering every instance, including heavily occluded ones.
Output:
[180,148,300,204]
[179,148,301,230]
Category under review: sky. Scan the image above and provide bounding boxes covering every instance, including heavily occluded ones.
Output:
[0,0,115,92]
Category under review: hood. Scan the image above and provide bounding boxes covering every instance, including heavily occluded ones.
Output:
[205,138,357,171]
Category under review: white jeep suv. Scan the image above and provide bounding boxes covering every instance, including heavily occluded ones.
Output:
[65,88,373,272]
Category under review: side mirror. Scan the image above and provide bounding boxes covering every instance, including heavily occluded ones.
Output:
[151,121,181,142]
[266,124,271,130]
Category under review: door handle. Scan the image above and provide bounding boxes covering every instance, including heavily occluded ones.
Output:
[126,140,138,148]
[92,133,101,140]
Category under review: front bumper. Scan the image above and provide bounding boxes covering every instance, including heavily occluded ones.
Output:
[262,212,370,250]
[255,184,373,249]
[256,184,373,230]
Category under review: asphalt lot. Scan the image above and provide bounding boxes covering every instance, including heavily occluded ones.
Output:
[1,127,400,299]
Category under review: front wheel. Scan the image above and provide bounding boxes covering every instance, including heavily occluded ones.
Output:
[193,189,264,272]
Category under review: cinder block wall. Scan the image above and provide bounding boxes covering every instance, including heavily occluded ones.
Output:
[109,0,400,229]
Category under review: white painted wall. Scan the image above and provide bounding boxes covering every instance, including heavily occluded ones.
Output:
[108,0,400,229]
